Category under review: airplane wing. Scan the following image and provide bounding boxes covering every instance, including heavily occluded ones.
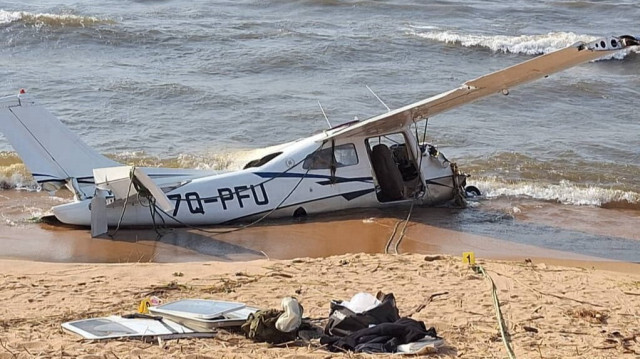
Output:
[325,35,639,140]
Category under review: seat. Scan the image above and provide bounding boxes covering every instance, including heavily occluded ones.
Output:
[370,144,404,202]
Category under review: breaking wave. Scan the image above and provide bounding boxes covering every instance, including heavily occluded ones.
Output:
[0,166,36,190]
[0,145,291,190]
[0,153,36,190]
[473,177,640,210]
[404,28,638,60]
[108,144,291,172]
[0,9,113,28]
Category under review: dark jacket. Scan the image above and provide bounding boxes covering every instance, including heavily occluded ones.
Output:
[320,317,438,353]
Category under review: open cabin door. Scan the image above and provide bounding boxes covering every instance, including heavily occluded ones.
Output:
[366,132,423,203]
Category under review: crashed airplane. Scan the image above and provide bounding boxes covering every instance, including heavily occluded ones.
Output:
[0,34,637,237]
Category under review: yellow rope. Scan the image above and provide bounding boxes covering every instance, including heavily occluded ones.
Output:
[474,264,517,359]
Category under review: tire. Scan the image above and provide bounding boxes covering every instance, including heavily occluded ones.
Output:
[465,185,481,197]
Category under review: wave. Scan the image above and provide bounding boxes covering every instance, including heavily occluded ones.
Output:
[0,152,34,189]
[0,9,113,28]
[0,170,35,191]
[108,145,291,172]
[0,145,291,190]
[473,177,640,209]
[404,28,638,60]
[101,80,201,100]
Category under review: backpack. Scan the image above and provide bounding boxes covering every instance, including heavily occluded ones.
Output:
[324,292,400,337]
[241,309,298,344]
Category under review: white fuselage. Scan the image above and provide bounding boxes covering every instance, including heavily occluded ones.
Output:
[52,129,462,227]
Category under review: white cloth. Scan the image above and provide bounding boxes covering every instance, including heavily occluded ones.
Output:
[342,292,381,313]
[275,297,303,332]
[396,336,444,355]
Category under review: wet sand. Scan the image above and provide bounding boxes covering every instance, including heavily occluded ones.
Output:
[1,190,639,264]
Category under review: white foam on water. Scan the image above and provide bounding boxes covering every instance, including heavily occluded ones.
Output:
[162,144,294,172]
[0,143,296,191]
[0,173,37,191]
[0,9,111,27]
[473,177,640,207]
[0,9,23,24]
[404,28,637,59]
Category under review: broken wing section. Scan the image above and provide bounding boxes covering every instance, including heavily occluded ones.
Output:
[326,35,639,140]
[91,166,174,237]
[0,93,120,195]
[93,166,173,212]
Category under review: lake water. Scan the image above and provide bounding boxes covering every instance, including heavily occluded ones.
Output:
[1,0,638,262]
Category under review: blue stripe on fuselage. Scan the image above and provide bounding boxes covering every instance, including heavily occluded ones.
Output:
[254,172,373,185]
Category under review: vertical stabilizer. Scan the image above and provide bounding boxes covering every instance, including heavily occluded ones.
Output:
[0,93,120,193]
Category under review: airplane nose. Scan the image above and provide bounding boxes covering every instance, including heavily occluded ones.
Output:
[589,35,639,51]
[620,35,639,47]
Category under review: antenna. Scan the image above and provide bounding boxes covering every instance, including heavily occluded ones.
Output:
[366,85,391,112]
[317,100,332,128]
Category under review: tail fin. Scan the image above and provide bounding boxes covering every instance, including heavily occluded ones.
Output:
[0,92,120,194]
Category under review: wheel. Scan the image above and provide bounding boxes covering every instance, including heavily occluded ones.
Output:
[293,207,307,218]
[465,185,481,197]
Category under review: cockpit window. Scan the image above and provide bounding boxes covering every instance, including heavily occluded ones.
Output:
[303,143,358,170]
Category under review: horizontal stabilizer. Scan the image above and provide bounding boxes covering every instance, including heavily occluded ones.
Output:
[93,166,173,212]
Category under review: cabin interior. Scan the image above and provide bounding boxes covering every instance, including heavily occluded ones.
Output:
[366,132,423,203]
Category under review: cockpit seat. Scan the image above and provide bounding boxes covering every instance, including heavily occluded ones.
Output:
[371,144,404,202]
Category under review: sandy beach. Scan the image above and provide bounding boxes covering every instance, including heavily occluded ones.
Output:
[2,2,640,358]
[1,189,640,358]
[1,253,639,358]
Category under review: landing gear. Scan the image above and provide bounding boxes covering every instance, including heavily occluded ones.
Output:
[465,185,481,197]
[293,207,307,218]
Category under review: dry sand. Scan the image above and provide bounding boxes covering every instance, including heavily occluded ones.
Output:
[1,253,639,358]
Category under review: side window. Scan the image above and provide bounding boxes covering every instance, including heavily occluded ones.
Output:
[303,143,358,170]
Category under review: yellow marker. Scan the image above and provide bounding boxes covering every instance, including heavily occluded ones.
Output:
[138,298,151,314]
[462,251,475,265]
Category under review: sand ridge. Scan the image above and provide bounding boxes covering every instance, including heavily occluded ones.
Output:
[0,253,639,358]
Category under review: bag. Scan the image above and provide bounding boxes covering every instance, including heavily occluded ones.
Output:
[241,309,298,344]
[324,292,400,337]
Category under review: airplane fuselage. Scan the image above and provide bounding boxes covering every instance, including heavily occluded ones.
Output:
[53,130,464,227]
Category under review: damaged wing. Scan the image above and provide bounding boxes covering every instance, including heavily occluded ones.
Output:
[326,35,639,139]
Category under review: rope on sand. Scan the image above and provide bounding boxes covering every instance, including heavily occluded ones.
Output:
[474,264,517,359]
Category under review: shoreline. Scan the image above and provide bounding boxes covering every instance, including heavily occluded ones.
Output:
[1,253,639,358]
[2,201,639,266]
[2,189,640,264]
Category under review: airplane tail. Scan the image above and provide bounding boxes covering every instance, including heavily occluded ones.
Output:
[0,92,120,196]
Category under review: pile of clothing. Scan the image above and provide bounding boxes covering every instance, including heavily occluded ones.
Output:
[241,297,304,344]
[241,292,443,354]
[320,292,442,354]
